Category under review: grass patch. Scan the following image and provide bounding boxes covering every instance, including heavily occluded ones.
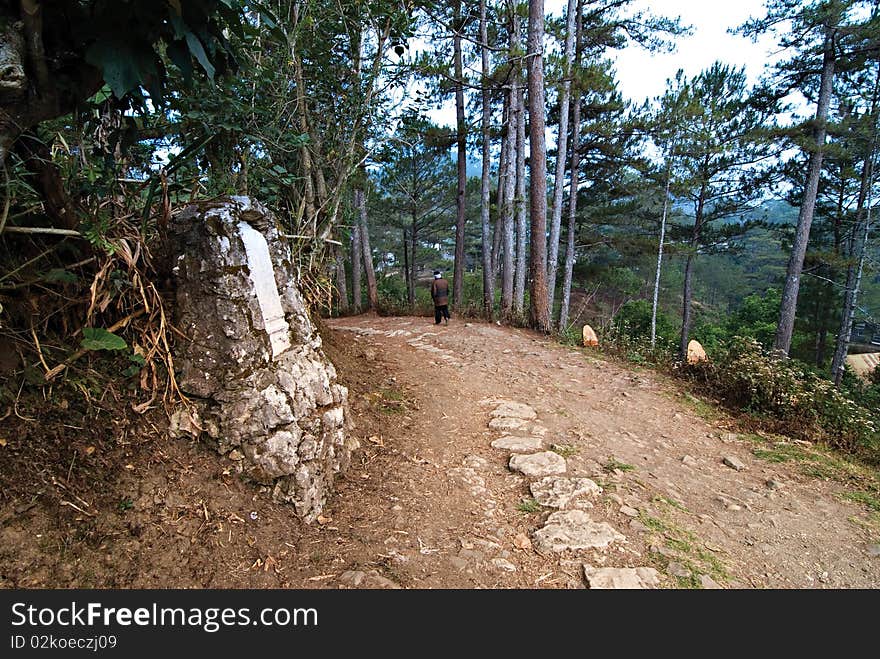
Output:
[517,498,542,514]
[639,512,730,588]
[839,490,880,513]
[653,495,687,511]
[665,537,692,553]
[373,387,414,414]
[604,458,636,473]
[550,443,578,458]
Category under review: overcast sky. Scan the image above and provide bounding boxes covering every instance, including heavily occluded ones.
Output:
[422,0,782,129]
[601,0,777,104]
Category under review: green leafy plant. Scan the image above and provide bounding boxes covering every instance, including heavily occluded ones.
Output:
[80,328,128,352]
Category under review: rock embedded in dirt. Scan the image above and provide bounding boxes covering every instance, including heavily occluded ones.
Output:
[619,505,639,518]
[532,510,625,553]
[490,401,538,420]
[488,417,527,432]
[766,479,783,490]
[682,455,698,466]
[723,456,746,471]
[583,565,660,589]
[700,575,723,589]
[509,452,567,478]
[529,476,602,509]
[667,562,691,578]
[491,436,544,452]
[491,558,517,572]
[170,197,351,523]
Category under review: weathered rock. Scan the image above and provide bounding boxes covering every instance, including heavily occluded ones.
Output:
[529,476,601,509]
[491,436,544,452]
[338,570,401,589]
[490,401,537,420]
[462,455,490,470]
[582,325,599,347]
[491,558,517,572]
[682,455,698,467]
[723,455,746,471]
[170,197,352,522]
[766,479,783,490]
[687,340,708,364]
[667,561,691,578]
[449,556,469,571]
[583,565,661,589]
[533,510,625,553]
[619,505,639,518]
[700,574,723,589]
[339,570,366,587]
[488,416,527,432]
[509,452,567,478]
[448,468,488,496]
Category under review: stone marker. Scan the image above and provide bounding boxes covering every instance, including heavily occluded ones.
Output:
[582,325,599,347]
[529,476,602,509]
[583,565,661,589]
[532,510,625,553]
[509,452,567,477]
[169,197,352,522]
[687,340,708,364]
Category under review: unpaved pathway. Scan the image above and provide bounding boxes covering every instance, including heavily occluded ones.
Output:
[315,315,880,589]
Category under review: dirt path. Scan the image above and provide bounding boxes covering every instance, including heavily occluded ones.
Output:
[313,314,880,589]
[3,314,878,589]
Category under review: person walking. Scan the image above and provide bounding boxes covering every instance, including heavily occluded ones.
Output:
[431,270,450,325]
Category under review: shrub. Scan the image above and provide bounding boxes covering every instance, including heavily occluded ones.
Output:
[684,337,878,458]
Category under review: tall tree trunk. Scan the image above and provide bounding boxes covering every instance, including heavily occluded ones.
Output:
[409,209,418,309]
[546,0,577,322]
[501,15,518,317]
[513,73,527,315]
[831,69,879,384]
[679,253,697,358]
[493,99,510,280]
[526,0,550,332]
[559,86,581,330]
[651,135,675,347]
[357,189,379,311]
[559,2,583,331]
[479,0,494,317]
[402,227,412,305]
[774,26,837,355]
[679,186,706,359]
[351,209,362,312]
[335,246,349,313]
[452,0,468,311]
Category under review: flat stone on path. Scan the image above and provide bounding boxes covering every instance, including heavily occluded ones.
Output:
[723,455,746,471]
[530,476,601,509]
[509,452,567,478]
[533,510,625,553]
[489,416,527,432]
[491,435,544,452]
[490,401,538,420]
[583,565,661,589]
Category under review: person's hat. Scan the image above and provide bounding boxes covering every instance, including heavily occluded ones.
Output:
[433,270,442,278]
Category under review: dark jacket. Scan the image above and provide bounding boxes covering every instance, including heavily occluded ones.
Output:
[431,278,449,307]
